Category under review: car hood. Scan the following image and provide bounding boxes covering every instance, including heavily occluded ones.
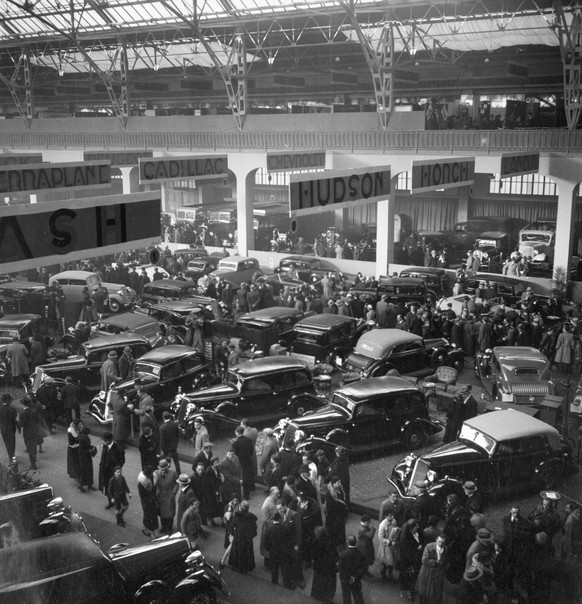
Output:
[39,356,86,372]
[343,352,372,371]
[185,383,238,399]
[290,404,347,430]
[421,440,485,466]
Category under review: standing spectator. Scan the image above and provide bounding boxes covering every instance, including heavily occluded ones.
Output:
[154,458,179,534]
[205,456,225,526]
[138,425,159,471]
[259,427,279,481]
[215,339,230,379]
[180,499,206,548]
[357,514,376,577]
[231,425,255,499]
[28,335,46,371]
[110,389,132,450]
[107,466,131,527]
[264,511,295,588]
[98,431,125,508]
[241,417,258,479]
[416,534,448,604]
[137,464,159,538]
[190,461,210,525]
[77,426,96,492]
[555,323,574,373]
[311,526,338,604]
[220,449,243,502]
[329,445,351,508]
[159,411,181,474]
[61,376,81,425]
[191,416,210,456]
[100,350,119,391]
[18,395,40,470]
[377,510,400,583]
[6,336,29,390]
[0,393,18,462]
[502,505,535,599]
[326,475,349,551]
[35,377,60,434]
[66,419,82,483]
[118,346,134,380]
[193,441,214,471]
[338,534,367,604]
[176,473,196,529]
[399,518,424,602]
[562,501,582,560]
[133,383,154,430]
[141,406,159,449]
[228,499,258,574]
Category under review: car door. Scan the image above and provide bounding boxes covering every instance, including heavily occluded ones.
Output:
[387,341,425,374]
[349,400,388,446]
[238,374,274,420]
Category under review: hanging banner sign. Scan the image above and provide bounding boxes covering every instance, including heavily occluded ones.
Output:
[0,192,161,274]
[499,152,539,177]
[289,165,391,217]
[84,150,154,166]
[411,157,475,193]
[267,151,326,173]
[0,153,44,166]
[139,155,228,184]
[0,161,111,194]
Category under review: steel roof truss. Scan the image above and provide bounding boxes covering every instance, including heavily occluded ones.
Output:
[0,51,33,127]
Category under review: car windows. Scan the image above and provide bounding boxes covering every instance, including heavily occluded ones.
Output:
[293,370,311,387]
[134,344,150,358]
[355,402,384,417]
[278,371,295,390]
[162,361,182,381]
[521,435,547,453]
[243,377,271,393]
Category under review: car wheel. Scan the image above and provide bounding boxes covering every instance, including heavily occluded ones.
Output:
[430,349,446,369]
[250,271,263,284]
[183,589,216,604]
[108,298,121,313]
[404,425,426,450]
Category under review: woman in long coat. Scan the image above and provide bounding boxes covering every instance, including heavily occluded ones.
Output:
[204,457,225,525]
[311,526,338,604]
[154,460,179,534]
[399,518,424,601]
[416,534,448,604]
[377,511,401,582]
[77,426,95,492]
[137,465,159,538]
[228,500,257,573]
[554,323,574,373]
[67,419,82,482]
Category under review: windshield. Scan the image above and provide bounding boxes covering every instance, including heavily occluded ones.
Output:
[0,330,18,343]
[225,370,242,387]
[188,261,207,270]
[459,424,496,455]
[281,260,309,270]
[331,392,356,416]
[134,362,161,377]
[520,233,553,245]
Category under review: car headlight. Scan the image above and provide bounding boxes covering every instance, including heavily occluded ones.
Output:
[185,550,205,567]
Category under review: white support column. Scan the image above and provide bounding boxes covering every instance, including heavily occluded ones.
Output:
[553,177,577,276]
[457,186,470,223]
[160,182,169,212]
[120,166,140,194]
[375,175,397,277]
[231,155,264,256]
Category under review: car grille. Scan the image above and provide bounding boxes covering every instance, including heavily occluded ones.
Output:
[508,383,550,404]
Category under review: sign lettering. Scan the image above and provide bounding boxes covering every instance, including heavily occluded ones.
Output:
[289,166,391,217]
[411,158,475,193]
[0,154,43,166]
[0,192,161,273]
[267,152,326,173]
[139,155,228,183]
[0,161,111,194]
[500,152,540,177]
[84,150,153,166]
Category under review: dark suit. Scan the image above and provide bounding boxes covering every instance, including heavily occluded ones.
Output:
[142,413,160,452]
[98,441,125,496]
[231,434,255,499]
[176,485,196,529]
[61,381,81,424]
[0,403,18,460]
[192,449,213,472]
[502,513,534,584]
[264,521,294,588]
[338,546,367,604]
[461,395,479,422]
[160,419,181,474]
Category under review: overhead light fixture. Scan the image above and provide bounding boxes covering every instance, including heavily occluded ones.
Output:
[414,61,420,67]
[154,63,159,71]
[58,67,64,76]
[484,57,490,63]
[267,51,274,66]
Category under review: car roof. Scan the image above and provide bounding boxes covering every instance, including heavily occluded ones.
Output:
[463,410,560,445]
[50,270,95,279]
[151,298,213,312]
[280,255,317,264]
[218,255,256,263]
[98,312,157,328]
[378,277,426,287]
[337,375,420,400]
[144,279,194,290]
[295,314,355,329]
[0,532,109,588]
[471,273,552,296]
[238,307,303,322]
[400,267,446,276]
[477,231,508,238]
[83,333,149,351]
[136,344,200,363]
[0,281,47,290]
[0,313,42,326]
[354,329,422,358]
[232,356,309,376]
[492,346,549,367]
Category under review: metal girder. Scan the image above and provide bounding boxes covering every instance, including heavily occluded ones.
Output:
[0,52,33,128]
[554,1,582,129]
[342,1,393,129]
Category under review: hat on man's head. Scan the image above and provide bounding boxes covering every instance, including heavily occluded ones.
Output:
[176,474,191,486]
[203,442,214,449]
[123,346,132,353]
[1,393,12,404]
[476,528,493,544]
[463,566,483,583]
[102,431,113,442]
[158,459,170,470]
[194,416,204,424]
[463,481,477,493]
[263,428,274,436]
[335,446,347,456]
[108,350,118,358]
[346,535,357,548]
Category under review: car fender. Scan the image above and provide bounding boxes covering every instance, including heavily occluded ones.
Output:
[414,417,444,436]
[325,427,350,446]
[287,392,323,412]
[175,568,230,598]
[133,580,173,604]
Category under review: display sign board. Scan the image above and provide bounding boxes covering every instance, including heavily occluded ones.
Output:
[139,155,228,184]
[289,165,391,217]
[0,192,161,274]
[0,161,111,194]
[411,157,475,193]
[84,150,153,166]
[0,153,44,166]
[267,151,326,173]
[499,152,540,177]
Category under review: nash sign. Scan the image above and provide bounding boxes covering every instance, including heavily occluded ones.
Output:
[289,165,391,217]
[411,158,475,193]
[267,152,326,173]
[139,155,228,184]
[500,152,539,177]
[0,161,111,194]
[0,192,161,274]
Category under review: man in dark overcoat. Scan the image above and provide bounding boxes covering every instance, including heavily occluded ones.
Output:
[98,431,125,508]
[338,534,367,604]
[231,425,254,499]
[0,393,19,461]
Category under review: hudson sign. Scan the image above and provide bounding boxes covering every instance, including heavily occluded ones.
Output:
[289,165,391,216]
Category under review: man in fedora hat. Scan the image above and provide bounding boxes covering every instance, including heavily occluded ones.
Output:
[133,382,154,430]
[466,528,494,570]
[98,431,125,508]
[100,349,119,392]
[463,481,485,514]
[118,346,134,380]
[459,565,485,602]
[414,481,437,530]
[154,458,178,534]
[160,411,181,474]
[329,445,351,508]
[0,392,19,461]
[61,375,82,425]
[176,473,196,529]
